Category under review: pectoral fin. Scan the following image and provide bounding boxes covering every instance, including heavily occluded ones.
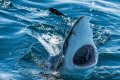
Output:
[47,50,63,70]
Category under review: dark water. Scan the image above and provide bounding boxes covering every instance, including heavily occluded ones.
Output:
[0,0,120,80]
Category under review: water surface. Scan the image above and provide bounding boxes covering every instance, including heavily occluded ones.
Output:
[0,0,120,80]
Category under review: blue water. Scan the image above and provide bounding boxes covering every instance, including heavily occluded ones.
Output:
[0,0,120,80]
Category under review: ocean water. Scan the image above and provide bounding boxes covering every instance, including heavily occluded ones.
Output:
[0,0,120,80]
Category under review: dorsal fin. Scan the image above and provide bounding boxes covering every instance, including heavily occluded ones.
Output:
[49,8,66,16]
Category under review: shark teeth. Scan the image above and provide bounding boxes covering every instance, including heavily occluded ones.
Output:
[73,45,96,67]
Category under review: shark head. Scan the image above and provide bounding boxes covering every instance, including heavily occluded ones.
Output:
[59,16,98,77]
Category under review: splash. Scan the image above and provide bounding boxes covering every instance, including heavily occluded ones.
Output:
[91,24,111,45]
[0,0,14,8]
[25,29,57,56]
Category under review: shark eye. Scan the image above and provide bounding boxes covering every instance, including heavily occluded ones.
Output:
[65,41,68,46]
[72,31,76,36]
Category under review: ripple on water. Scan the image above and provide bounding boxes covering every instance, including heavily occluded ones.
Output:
[1,0,119,79]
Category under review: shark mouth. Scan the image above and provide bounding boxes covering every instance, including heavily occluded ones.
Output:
[73,45,96,67]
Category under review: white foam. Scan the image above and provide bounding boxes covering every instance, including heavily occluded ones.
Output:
[26,29,59,56]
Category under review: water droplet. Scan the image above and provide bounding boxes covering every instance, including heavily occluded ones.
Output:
[90,9,92,11]
[92,1,95,5]
[90,13,93,16]
[9,53,11,55]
